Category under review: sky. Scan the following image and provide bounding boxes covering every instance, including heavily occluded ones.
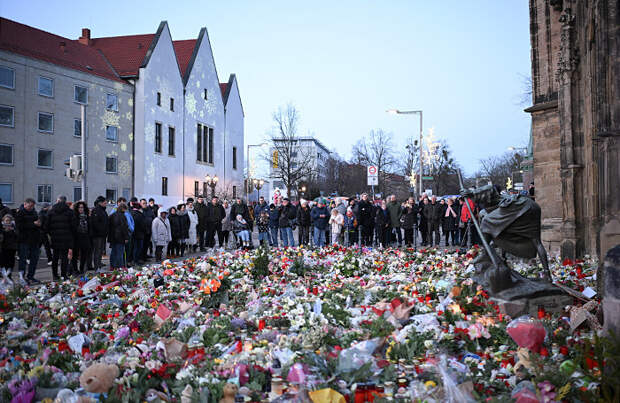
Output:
[2,1,533,175]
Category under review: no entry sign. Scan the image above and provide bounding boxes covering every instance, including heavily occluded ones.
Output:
[367,165,378,178]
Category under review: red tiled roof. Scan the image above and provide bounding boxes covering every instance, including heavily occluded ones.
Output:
[0,18,124,82]
[91,34,155,77]
[173,39,196,79]
[219,83,228,97]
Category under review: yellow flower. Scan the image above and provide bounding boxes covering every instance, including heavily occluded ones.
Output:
[425,380,436,389]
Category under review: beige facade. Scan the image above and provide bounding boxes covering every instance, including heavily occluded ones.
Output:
[0,51,134,207]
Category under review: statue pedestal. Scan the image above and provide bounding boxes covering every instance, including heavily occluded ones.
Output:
[493,294,573,318]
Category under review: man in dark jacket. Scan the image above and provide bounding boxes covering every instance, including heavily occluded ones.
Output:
[268,204,279,247]
[357,193,374,246]
[386,195,403,246]
[296,200,311,246]
[401,197,419,247]
[140,198,154,260]
[44,196,75,280]
[108,203,129,269]
[206,197,225,248]
[278,198,296,247]
[418,195,428,245]
[423,196,442,247]
[15,198,42,284]
[310,199,330,247]
[91,196,109,270]
[194,195,208,251]
[38,203,53,263]
[253,196,268,219]
[130,201,147,265]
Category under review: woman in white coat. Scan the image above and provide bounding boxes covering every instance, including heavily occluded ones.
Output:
[151,209,172,262]
[186,200,199,251]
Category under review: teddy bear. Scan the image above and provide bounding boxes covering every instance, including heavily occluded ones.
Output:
[79,363,120,397]
[219,382,238,403]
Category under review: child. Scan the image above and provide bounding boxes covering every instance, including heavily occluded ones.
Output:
[257,210,270,247]
[1,214,18,279]
[328,208,344,245]
[343,208,358,246]
[233,214,251,248]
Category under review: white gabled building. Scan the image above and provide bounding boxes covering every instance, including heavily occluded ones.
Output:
[220,74,245,200]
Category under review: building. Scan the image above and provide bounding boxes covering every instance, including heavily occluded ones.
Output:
[526,0,619,260]
[0,18,133,206]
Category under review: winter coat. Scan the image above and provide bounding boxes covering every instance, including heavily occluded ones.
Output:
[329,213,344,234]
[130,208,147,240]
[45,202,75,250]
[442,203,459,232]
[142,206,155,235]
[268,208,280,228]
[91,204,109,238]
[423,202,443,223]
[343,215,357,231]
[310,206,330,230]
[375,208,391,229]
[254,202,269,218]
[187,208,198,244]
[230,202,250,224]
[460,199,475,223]
[221,206,233,232]
[168,213,182,240]
[0,203,10,219]
[1,227,18,251]
[257,214,270,232]
[206,203,226,226]
[386,201,403,228]
[108,210,129,244]
[194,201,208,232]
[151,216,172,246]
[401,206,419,230]
[178,211,190,239]
[296,206,311,226]
[232,218,249,233]
[357,200,374,227]
[278,204,296,228]
[15,205,40,245]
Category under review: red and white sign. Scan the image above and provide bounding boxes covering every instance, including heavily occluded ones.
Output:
[367,165,378,178]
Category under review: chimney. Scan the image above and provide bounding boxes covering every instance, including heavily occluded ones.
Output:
[59,41,66,53]
[79,28,91,46]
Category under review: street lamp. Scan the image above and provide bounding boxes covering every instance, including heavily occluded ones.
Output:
[252,178,265,200]
[205,174,218,198]
[298,184,307,200]
[387,109,423,196]
[246,142,268,196]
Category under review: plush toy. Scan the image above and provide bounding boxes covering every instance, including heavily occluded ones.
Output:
[219,382,238,403]
[79,363,119,396]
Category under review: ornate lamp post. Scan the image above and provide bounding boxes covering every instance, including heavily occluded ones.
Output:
[205,174,218,198]
[252,178,265,200]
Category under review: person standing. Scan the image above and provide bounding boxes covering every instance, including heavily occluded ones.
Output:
[296,200,311,246]
[0,214,18,278]
[329,208,344,245]
[343,208,358,247]
[177,203,190,256]
[310,198,329,247]
[386,195,403,246]
[15,198,42,284]
[375,200,391,248]
[108,203,129,269]
[278,198,296,247]
[442,198,459,246]
[38,203,53,265]
[45,196,75,280]
[140,198,154,260]
[268,203,280,247]
[206,197,226,248]
[146,198,159,256]
[0,198,10,219]
[151,210,171,262]
[194,195,208,251]
[423,196,441,247]
[418,195,428,245]
[257,209,270,247]
[167,207,181,258]
[71,201,91,275]
[130,201,147,265]
[221,200,232,248]
[401,198,419,247]
[254,196,268,222]
[357,193,373,246]
[186,199,199,252]
[91,196,109,270]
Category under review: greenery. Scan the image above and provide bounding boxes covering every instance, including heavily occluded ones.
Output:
[252,245,270,282]
[360,316,395,339]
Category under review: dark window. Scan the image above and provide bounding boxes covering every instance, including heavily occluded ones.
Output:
[73,187,82,202]
[105,157,117,173]
[157,92,161,106]
[204,89,208,100]
[37,149,52,168]
[106,93,118,111]
[74,119,81,137]
[232,186,237,199]
[38,77,53,97]
[197,123,202,161]
[232,146,237,170]
[74,85,88,104]
[106,126,118,142]
[194,181,199,197]
[170,97,174,111]
[37,184,52,203]
[168,127,175,156]
[0,183,12,203]
[0,105,14,127]
[202,126,208,163]
[203,182,208,197]
[208,127,214,164]
[105,188,116,203]
[38,112,53,132]
[0,144,13,165]
[0,66,14,89]
[155,122,162,153]
[162,177,168,196]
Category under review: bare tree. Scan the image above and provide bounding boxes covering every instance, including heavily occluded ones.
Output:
[266,104,316,198]
[351,129,397,196]
[476,151,524,187]
[426,141,460,195]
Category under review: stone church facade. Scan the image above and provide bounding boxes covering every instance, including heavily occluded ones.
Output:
[526,0,619,260]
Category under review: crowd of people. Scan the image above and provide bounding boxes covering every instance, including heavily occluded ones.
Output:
[0,190,487,284]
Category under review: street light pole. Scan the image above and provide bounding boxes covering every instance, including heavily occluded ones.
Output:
[246,143,268,197]
[81,104,86,202]
[387,109,423,196]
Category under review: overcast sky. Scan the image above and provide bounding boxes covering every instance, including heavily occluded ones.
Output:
[3,0,533,175]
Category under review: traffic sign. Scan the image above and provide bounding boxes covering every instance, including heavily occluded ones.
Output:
[367,165,378,178]
[422,176,434,180]
[367,176,378,186]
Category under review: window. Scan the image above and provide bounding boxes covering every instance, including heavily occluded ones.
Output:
[194,181,199,197]
[37,149,53,168]
[122,188,131,200]
[232,186,237,199]
[197,124,203,161]
[106,125,118,142]
[74,85,88,104]
[37,184,52,203]
[38,112,53,132]
[291,151,298,158]
[157,92,161,106]
[105,156,117,173]
[170,97,174,111]
[105,188,117,203]
[207,127,214,164]
[74,119,82,137]
[0,144,13,165]
[203,182,208,197]
[0,105,14,127]
[154,122,162,153]
[232,147,237,170]
[0,183,13,203]
[168,126,175,156]
[161,177,168,196]
[203,89,208,100]
[0,66,15,89]
[106,93,118,111]
[38,77,53,97]
[73,187,82,202]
